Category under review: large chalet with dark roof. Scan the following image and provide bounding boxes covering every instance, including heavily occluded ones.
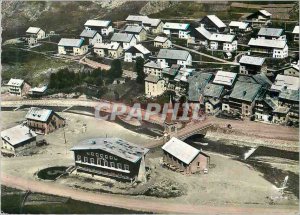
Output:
[198,15,226,32]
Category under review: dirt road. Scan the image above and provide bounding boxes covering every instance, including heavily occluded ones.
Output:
[1,173,298,214]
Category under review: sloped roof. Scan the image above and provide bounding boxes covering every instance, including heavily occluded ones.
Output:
[154,36,169,43]
[163,22,190,30]
[71,138,149,163]
[188,72,213,102]
[94,42,120,50]
[7,78,24,87]
[213,71,237,86]
[84,20,111,27]
[58,38,84,47]
[162,64,182,76]
[271,74,299,92]
[292,26,299,34]
[125,15,161,27]
[145,75,160,83]
[144,61,163,69]
[1,124,37,146]
[26,27,41,34]
[126,44,150,55]
[239,55,265,66]
[162,137,200,164]
[80,29,98,38]
[111,33,134,43]
[29,85,47,93]
[229,81,262,102]
[259,10,272,17]
[157,49,190,61]
[25,107,54,122]
[195,26,212,40]
[210,33,235,43]
[229,21,249,30]
[203,83,224,99]
[124,25,145,34]
[248,38,286,49]
[206,15,226,28]
[258,28,283,37]
[279,89,299,102]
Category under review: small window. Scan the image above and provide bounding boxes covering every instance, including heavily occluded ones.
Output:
[96,153,99,157]
[84,157,88,163]
[117,163,122,169]
[91,152,94,156]
[100,154,103,158]
[87,152,90,155]
[77,155,81,161]
[97,158,101,165]
[104,160,108,166]
[114,157,117,160]
[110,156,113,160]
[124,164,129,171]
[105,155,108,159]
[90,158,94,164]
[110,162,115,168]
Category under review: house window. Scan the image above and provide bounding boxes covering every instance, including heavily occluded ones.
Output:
[97,158,101,165]
[87,152,90,155]
[91,152,94,156]
[110,162,115,168]
[114,157,117,160]
[105,155,108,159]
[104,160,108,166]
[77,155,81,161]
[110,156,113,160]
[90,158,94,164]
[84,157,88,163]
[117,163,122,169]
[197,162,200,167]
[96,153,99,157]
[124,164,129,171]
[100,154,103,158]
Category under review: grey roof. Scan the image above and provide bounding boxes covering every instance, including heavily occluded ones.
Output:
[252,73,272,88]
[126,15,161,27]
[209,33,235,43]
[1,124,36,146]
[144,61,162,69]
[154,36,169,43]
[157,49,190,61]
[84,20,111,27]
[258,28,283,37]
[195,26,212,40]
[71,138,149,163]
[271,74,299,92]
[162,64,181,76]
[248,38,287,49]
[279,89,299,102]
[145,75,160,83]
[239,55,265,66]
[58,38,84,47]
[80,29,98,38]
[229,21,249,30]
[259,10,272,17]
[7,78,24,87]
[26,27,41,34]
[206,15,226,28]
[163,22,190,30]
[292,26,299,34]
[124,25,144,33]
[162,137,201,164]
[229,81,262,102]
[213,71,237,86]
[111,33,134,43]
[25,107,54,122]
[188,72,213,101]
[203,83,224,99]
[29,85,47,93]
[94,42,120,50]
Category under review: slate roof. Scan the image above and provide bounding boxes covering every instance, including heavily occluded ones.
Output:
[258,28,283,37]
[80,29,98,38]
[125,15,161,27]
[271,74,299,92]
[209,33,235,43]
[203,83,224,99]
[213,71,237,86]
[157,49,190,61]
[154,36,169,43]
[163,22,190,30]
[1,124,37,146]
[94,42,120,50]
[239,55,265,66]
[259,10,272,17]
[58,38,84,47]
[145,75,160,83]
[29,85,47,93]
[124,25,145,34]
[229,81,262,102]
[111,33,134,43]
[162,137,201,165]
[206,15,226,28]
[229,21,249,30]
[188,72,213,101]
[26,27,41,34]
[84,20,111,27]
[194,26,212,40]
[144,61,163,69]
[7,78,24,87]
[71,138,149,163]
[162,64,181,76]
[25,107,59,122]
[279,89,299,102]
[248,38,287,49]
[126,44,150,55]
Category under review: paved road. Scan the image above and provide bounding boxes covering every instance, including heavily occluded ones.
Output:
[1,174,298,214]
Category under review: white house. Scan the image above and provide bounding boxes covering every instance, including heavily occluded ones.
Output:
[257,28,286,41]
[248,38,288,59]
[228,21,251,34]
[84,20,114,36]
[144,61,166,77]
[213,71,237,88]
[80,29,102,46]
[93,42,123,59]
[123,25,147,41]
[125,15,164,34]
[145,75,165,97]
[6,78,31,97]
[292,25,299,42]
[26,27,46,39]
[124,44,150,62]
[111,33,137,50]
[163,22,191,39]
[58,38,88,56]
[153,36,172,48]
[157,49,192,68]
[209,33,237,52]
[270,74,299,93]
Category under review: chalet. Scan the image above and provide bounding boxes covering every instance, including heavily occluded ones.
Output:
[153,36,172,48]
[162,137,210,174]
[283,64,299,77]
[26,27,46,39]
[94,42,123,59]
[270,74,299,96]
[145,75,165,97]
[225,81,263,116]
[123,25,147,41]
[1,124,37,155]
[80,30,102,46]
[84,20,114,36]
[257,28,286,41]
[70,138,149,182]
[29,85,47,97]
[157,49,192,68]
[238,73,272,90]
[239,55,266,75]
[189,26,211,45]
[292,25,299,42]
[173,67,195,96]
[278,89,299,125]
[212,71,237,89]
[143,61,166,77]
[198,15,226,32]
[248,38,288,59]
[209,33,237,52]
[58,38,88,56]
[228,21,251,34]
[162,64,182,88]
[125,15,163,34]
[25,107,65,135]
[6,78,31,97]
[188,72,213,103]
[244,10,272,27]
[203,83,224,114]
[163,22,191,39]
[254,97,277,122]
[272,106,289,125]
[124,44,150,62]
[111,33,137,50]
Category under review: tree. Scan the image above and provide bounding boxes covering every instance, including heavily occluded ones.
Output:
[110,59,122,78]
[135,57,145,84]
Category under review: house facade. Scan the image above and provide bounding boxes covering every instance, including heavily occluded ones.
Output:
[6,78,31,97]
[209,33,237,52]
[84,20,114,36]
[125,15,163,34]
[145,75,165,97]
[198,15,226,32]
[26,107,65,135]
[229,21,251,34]
[94,42,123,59]
[124,44,150,62]
[70,138,149,182]
[58,38,88,56]
[244,10,272,27]
[80,30,102,46]
[111,33,137,50]
[203,83,224,114]
[239,55,266,75]
[157,49,192,68]
[163,22,191,39]
[144,61,165,77]
[26,27,46,40]
[189,26,211,45]
[153,36,172,48]
[257,28,286,41]
[123,25,147,41]
[162,137,210,174]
